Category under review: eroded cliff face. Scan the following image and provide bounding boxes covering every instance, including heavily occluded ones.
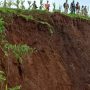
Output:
[0,12,90,90]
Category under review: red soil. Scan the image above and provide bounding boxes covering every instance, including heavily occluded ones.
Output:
[0,12,90,90]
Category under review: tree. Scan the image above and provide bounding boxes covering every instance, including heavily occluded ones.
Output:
[53,2,56,11]
[28,0,32,10]
[21,0,25,10]
[3,0,7,8]
[16,0,20,9]
[7,0,12,8]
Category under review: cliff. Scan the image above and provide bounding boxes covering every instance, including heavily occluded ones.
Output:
[0,10,90,90]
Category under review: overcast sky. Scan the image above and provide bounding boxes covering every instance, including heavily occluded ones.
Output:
[0,0,90,14]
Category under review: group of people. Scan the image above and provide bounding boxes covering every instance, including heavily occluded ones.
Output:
[63,0,88,16]
[29,0,88,16]
[30,0,50,11]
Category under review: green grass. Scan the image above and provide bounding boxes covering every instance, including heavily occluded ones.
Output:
[19,14,54,34]
[0,7,90,21]
[8,85,21,90]
[0,16,22,90]
[63,13,90,20]
[4,43,34,63]
[0,18,6,42]
[19,14,34,21]
[0,71,6,83]
[0,18,5,33]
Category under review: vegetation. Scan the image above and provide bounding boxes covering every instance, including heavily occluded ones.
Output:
[0,18,5,42]
[16,0,20,9]
[19,14,34,21]
[37,20,54,34]
[3,0,7,8]
[7,0,12,8]
[0,17,34,61]
[27,0,31,10]
[0,71,6,90]
[0,70,21,90]
[65,13,90,20]
[0,17,35,90]
[0,18,5,33]
[4,43,34,63]
[53,2,56,11]
[8,85,21,90]
[0,0,89,20]
[0,71,6,83]
[0,70,20,90]
[20,0,25,10]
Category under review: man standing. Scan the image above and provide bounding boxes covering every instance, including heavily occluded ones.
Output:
[84,6,88,16]
[70,0,75,14]
[32,1,38,10]
[81,5,84,15]
[76,2,80,14]
[40,0,43,10]
[45,0,50,11]
[63,0,69,14]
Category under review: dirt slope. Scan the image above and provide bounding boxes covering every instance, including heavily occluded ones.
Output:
[0,12,90,90]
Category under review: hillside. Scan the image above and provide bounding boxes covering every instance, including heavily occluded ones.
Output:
[0,9,90,90]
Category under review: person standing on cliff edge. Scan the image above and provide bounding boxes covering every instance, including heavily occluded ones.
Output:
[32,1,38,10]
[70,0,75,14]
[76,2,80,14]
[63,0,69,14]
[84,6,88,16]
[45,0,50,11]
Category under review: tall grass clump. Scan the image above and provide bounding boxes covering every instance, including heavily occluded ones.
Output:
[0,18,5,42]
[4,43,34,63]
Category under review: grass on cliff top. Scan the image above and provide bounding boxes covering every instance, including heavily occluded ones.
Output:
[0,7,49,15]
[0,7,90,21]
[65,13,90,20]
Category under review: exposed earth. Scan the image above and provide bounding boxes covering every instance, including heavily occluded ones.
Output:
[0,10,90,90]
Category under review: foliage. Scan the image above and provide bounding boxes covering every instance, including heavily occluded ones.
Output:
[0,71,6,83]
[3,0,7,8]
[37,21,54,34]
[7,0,12,8]
[53,2,56,11]
[4,43,34,62]
[8,85,21,90]
[27,0,31,10]
[0,70,20,90]
[0,18,23,90]
[15,0,20,9]
[0,18,5,33]
[65,13,90,20]
[19,13,53,34]
[0,18,5,42]
[20,0,25,10]
[20,14,34,21]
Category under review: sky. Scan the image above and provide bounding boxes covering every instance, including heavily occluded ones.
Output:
[0,0,90,14]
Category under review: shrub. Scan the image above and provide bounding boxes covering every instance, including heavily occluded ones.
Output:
[8,85,21,90]
[0,18,5,42]
[20,0,25,10]
[0,71,6,83]
[20,14,34,21]
[4,43,34,63]
[0,18,5,33]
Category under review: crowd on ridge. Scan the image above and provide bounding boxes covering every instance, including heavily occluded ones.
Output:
[30,0,89,16]
[63,0,88,16]
[0,0,89,16]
